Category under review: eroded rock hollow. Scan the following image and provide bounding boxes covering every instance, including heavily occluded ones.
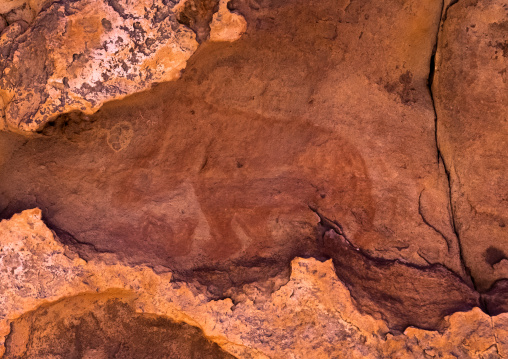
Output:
[0,0,507,357]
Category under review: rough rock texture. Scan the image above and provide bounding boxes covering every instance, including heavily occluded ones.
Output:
[4,294,236,359]
[209,0,246,42]
[2,209,508,359]
[0,209,174,355]
[0,0,473,304]
[433,0,508,292]
[0,0,245,132]
[0,0,508,356]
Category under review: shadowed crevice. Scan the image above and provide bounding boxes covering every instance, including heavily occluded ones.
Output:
[427,0,476,291]
[310,206,481,331]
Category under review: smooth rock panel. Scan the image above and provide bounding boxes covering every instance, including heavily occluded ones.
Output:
[434,0,508,291]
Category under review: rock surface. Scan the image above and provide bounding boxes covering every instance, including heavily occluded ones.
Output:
[433,0,508,292]
[2,209,508,359]
[0,0,470,300]
[0,0,507,356]
[0,0,245,132]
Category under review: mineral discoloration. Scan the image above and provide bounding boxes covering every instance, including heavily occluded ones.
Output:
[0,0,197,131]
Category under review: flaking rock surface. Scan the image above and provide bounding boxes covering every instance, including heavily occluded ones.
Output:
[1,209,508,359]
[0,0,245,132]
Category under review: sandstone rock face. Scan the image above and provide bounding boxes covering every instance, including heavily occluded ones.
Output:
[433,0,508,292]
[0,0,508,356]
[0,0,245,132]
[1,209,508,359]
[0,209,174,355]
[0,0,469,290]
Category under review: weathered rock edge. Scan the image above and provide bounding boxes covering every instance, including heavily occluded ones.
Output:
[0,0,246,133]
[2,209,508,358]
